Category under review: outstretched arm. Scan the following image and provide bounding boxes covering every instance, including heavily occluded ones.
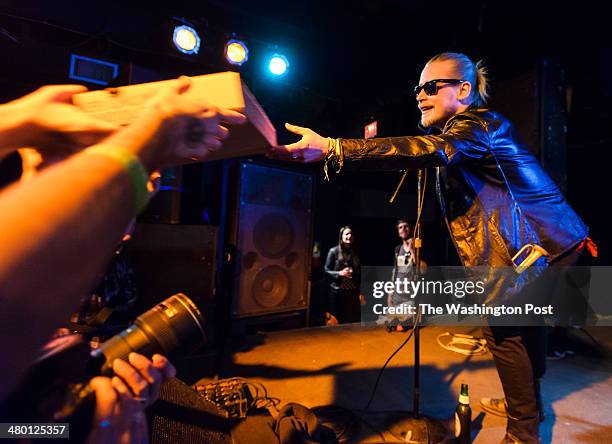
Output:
[0,77,245,399]
[268,116,490,171]
[0,84,119,162]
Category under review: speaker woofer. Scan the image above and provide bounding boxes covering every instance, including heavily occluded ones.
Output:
[251,265,290,308]
[253,214,295,259]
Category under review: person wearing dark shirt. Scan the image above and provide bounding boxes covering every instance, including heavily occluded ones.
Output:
[324,226,363,324]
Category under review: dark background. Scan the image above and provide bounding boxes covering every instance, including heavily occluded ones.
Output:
[1,0,610,267]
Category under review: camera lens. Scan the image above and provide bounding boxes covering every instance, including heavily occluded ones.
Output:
[92,293,206,375]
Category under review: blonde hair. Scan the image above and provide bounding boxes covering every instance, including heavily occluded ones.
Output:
[427,52,490,107]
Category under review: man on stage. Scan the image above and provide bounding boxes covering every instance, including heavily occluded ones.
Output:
[270,52,589,443]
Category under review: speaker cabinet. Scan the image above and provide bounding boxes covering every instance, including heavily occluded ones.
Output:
[230,162,313,318]
[126,223,217,314]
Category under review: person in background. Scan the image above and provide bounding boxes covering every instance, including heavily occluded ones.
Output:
[324,226,364,324]
[386,219,427,331]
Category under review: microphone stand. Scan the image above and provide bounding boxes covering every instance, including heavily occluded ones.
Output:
[384,169,446,443]
[413,169,423,418]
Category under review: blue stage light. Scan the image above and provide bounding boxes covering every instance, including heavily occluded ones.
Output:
[173,25,200,54]
[268,54,289,76]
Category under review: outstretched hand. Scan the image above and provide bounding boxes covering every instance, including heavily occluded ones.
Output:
[6,85,119,151]
[0,85,120,165]
[268,123,330,162]
[102,76,247,172]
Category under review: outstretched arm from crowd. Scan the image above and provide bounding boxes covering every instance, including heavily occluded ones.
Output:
[0,77,245,398]
[0,84,119,162]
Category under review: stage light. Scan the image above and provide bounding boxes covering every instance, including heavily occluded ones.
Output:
[173,25,200,54]
[225,39,249,66]
[268,54,289,76]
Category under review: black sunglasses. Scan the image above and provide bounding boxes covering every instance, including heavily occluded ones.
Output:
[414,79,466,96]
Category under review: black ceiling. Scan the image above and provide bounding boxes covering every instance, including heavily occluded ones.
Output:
[2,1,611,95]
[1,1,611,141]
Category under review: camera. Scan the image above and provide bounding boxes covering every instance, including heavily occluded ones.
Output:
[2,293,206,441]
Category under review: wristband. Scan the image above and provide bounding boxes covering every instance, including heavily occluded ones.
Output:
[85,146,150,214]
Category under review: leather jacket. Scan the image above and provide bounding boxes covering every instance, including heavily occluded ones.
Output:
[325,245,361,292]
[339,108,588,269]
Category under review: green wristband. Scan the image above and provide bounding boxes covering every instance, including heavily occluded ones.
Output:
[85,146,150,215]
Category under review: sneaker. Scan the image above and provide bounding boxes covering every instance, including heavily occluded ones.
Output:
[480,397,545,423]
[385,318,399,332]
[480,397,507,417]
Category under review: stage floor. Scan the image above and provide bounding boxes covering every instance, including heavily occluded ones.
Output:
[189,324,612,443]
